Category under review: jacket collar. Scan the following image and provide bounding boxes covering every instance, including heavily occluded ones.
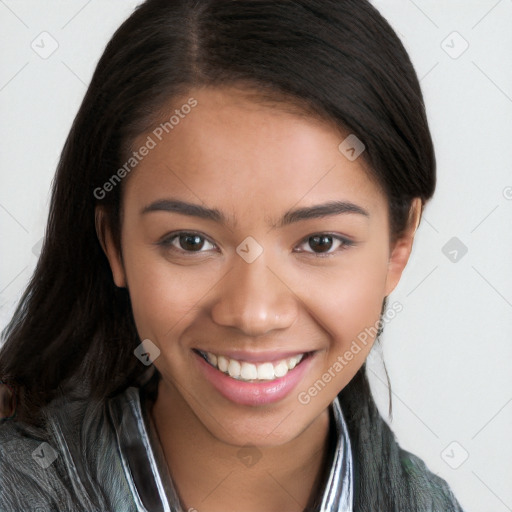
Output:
[108,381,353,512]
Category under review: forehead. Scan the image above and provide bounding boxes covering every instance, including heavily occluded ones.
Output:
[122,86,386,224]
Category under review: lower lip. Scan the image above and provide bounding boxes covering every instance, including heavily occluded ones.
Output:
[194,351,315,406]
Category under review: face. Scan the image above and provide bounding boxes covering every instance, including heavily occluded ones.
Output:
[100,85,419,448]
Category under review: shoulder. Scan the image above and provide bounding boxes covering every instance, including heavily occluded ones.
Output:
[349,427,466,511]
[338,376,465,511]
[397,447,465,511]
[0,386,136,512]
[0,416,80,511]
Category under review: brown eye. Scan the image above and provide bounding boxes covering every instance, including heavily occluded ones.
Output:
[308,235,334,253]
[296,233,354,256]
[159,232,217,253]
[178,233,205,251]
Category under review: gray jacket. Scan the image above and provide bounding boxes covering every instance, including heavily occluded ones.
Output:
[0,369,464,512]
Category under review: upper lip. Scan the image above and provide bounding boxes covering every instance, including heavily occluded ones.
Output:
[194,348,313,363]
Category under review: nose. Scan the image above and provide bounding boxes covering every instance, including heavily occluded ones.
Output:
[210,253,299,337]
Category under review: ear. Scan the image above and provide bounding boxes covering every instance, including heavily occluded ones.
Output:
[95,206,127,288]
[384,198,422,296]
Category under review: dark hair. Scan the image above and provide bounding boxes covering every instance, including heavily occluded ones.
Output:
[0,0,435,429]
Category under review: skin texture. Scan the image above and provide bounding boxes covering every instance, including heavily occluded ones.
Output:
[98,85,421,512]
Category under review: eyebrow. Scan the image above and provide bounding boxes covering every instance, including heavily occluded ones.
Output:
[141,199,369,227]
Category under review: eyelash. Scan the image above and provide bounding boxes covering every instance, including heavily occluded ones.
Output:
[157,231,355,258]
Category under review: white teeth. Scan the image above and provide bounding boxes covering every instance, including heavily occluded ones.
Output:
[217,355,229,373]
[257,362,275,380]
[228,359,241,378]
[202,351,306,382]
[287,357,298,370]
[274,361,289,378]
[240,362,258,380]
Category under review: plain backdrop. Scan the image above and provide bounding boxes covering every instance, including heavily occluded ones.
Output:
[1,1,511,511]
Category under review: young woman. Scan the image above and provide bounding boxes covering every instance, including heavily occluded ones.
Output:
[0,1,465,511]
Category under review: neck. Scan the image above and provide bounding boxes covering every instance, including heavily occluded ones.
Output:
[150,377,335,512]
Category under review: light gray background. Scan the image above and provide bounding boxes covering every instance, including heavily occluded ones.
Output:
[1,1,511,511]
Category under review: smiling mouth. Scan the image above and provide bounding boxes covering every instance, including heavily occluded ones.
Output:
[193,349,313,383]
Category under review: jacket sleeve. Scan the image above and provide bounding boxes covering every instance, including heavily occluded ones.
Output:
[0,420,84,512]
[0,391,140,512]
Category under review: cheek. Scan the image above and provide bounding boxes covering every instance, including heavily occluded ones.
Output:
[296,248,388,337]
[294,262,388,403]
[294,249,388,363]
[121,245,221,342]
[285,247,389,408]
